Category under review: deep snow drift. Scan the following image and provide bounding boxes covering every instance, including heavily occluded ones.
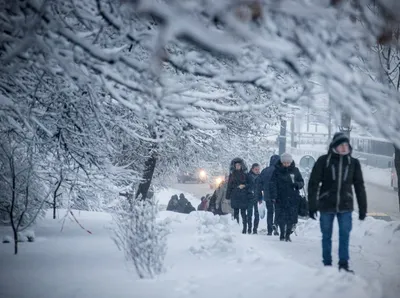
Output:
[0,188,399,298]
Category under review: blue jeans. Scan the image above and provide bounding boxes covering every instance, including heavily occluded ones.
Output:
[319,212,352,266]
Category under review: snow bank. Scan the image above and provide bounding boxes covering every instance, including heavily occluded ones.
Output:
[145,210,382,298]
[1,187,399,298]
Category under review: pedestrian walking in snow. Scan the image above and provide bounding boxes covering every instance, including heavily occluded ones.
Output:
[226,158,249,234]
[270,153,304,242]
[247,163,261,234]
[308,132,367,273]
[258,155,280,235]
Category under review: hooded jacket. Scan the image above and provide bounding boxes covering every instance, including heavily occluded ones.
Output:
[226,157,249,209]
[307,134,367,215]
[270,160,304,224]
[257,155,280,202]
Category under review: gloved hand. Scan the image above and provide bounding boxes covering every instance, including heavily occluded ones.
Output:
[309,210,317,220]
[359,212,366,221]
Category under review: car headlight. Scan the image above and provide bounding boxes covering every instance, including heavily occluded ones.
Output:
[215,177,222,185]
[199,170,206,178]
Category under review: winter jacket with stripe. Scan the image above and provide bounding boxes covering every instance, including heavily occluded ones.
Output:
[307,150,367,215]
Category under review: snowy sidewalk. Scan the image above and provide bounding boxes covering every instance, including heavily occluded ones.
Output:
[1,202,399,298]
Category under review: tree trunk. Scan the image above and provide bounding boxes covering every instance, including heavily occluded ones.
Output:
[12,222,18,255]
[395,146,400,211]
[135,148,157,201]
[339,112,351,139]
[279,118,287,155]
[290,114,295,148]
[53,176,63,219]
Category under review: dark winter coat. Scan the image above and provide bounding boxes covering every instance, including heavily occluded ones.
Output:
[247,171,260,204]
[226,170,249,209]
[307,147,367,215]
[257,155,280,202]
[270,161,304,225]
[166,195,179,211]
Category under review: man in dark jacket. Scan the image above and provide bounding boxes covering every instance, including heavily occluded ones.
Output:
[247,163,261,234]
[226,157,249,234]
[270,153,304,242]
[308,132,367,273]
[258,155,280,235]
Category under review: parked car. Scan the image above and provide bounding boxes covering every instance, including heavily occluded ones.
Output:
[177,168,207,184]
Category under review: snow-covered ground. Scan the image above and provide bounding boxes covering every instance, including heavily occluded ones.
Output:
[1,188,399,298]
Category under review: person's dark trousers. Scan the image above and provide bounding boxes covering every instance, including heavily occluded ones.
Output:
[234,208,240,223]
[278,221,293,241]
[265,200,275,234]
[247,201,259,233]
[234,208,247,232]
[319,211,352,266]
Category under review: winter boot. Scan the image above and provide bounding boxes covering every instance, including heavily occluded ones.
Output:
[267,231,272,236]
[273,225,279,236]
[338,261,354,274]
[279,235,285,241]
[242,222,247,234]
[284,226,292,242]
[247,224,252,234]
[252,229,257,234]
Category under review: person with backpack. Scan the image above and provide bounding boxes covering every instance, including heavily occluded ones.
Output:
[247,163,261,234]
[270,153,304,242]
[226,157,250,234]
[258,155,280,235]
[212,176,233,215]
[308,132,367,273]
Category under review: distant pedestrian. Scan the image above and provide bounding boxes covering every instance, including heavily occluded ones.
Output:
[258,155,280,235]
[247,163,261,234]
[308,132,367,273]
[270,153,304,242]
[226,157,249,234]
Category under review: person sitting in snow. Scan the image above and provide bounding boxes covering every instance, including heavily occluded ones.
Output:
[270,153,304,242]
[307,132,367,273]
[166,194,179,211]
[197,194,211,211]
[226,157,250,234]
[177,193,196,214]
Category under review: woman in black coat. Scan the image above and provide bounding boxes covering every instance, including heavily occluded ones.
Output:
[226,157,250,234]
[270,153,304,242]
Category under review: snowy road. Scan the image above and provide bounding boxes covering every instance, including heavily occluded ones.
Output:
[171,181,400,221]
[365,182,399,221]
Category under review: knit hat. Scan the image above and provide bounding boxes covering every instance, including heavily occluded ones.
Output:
[280,153,293,163]
[330,132,350,149]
